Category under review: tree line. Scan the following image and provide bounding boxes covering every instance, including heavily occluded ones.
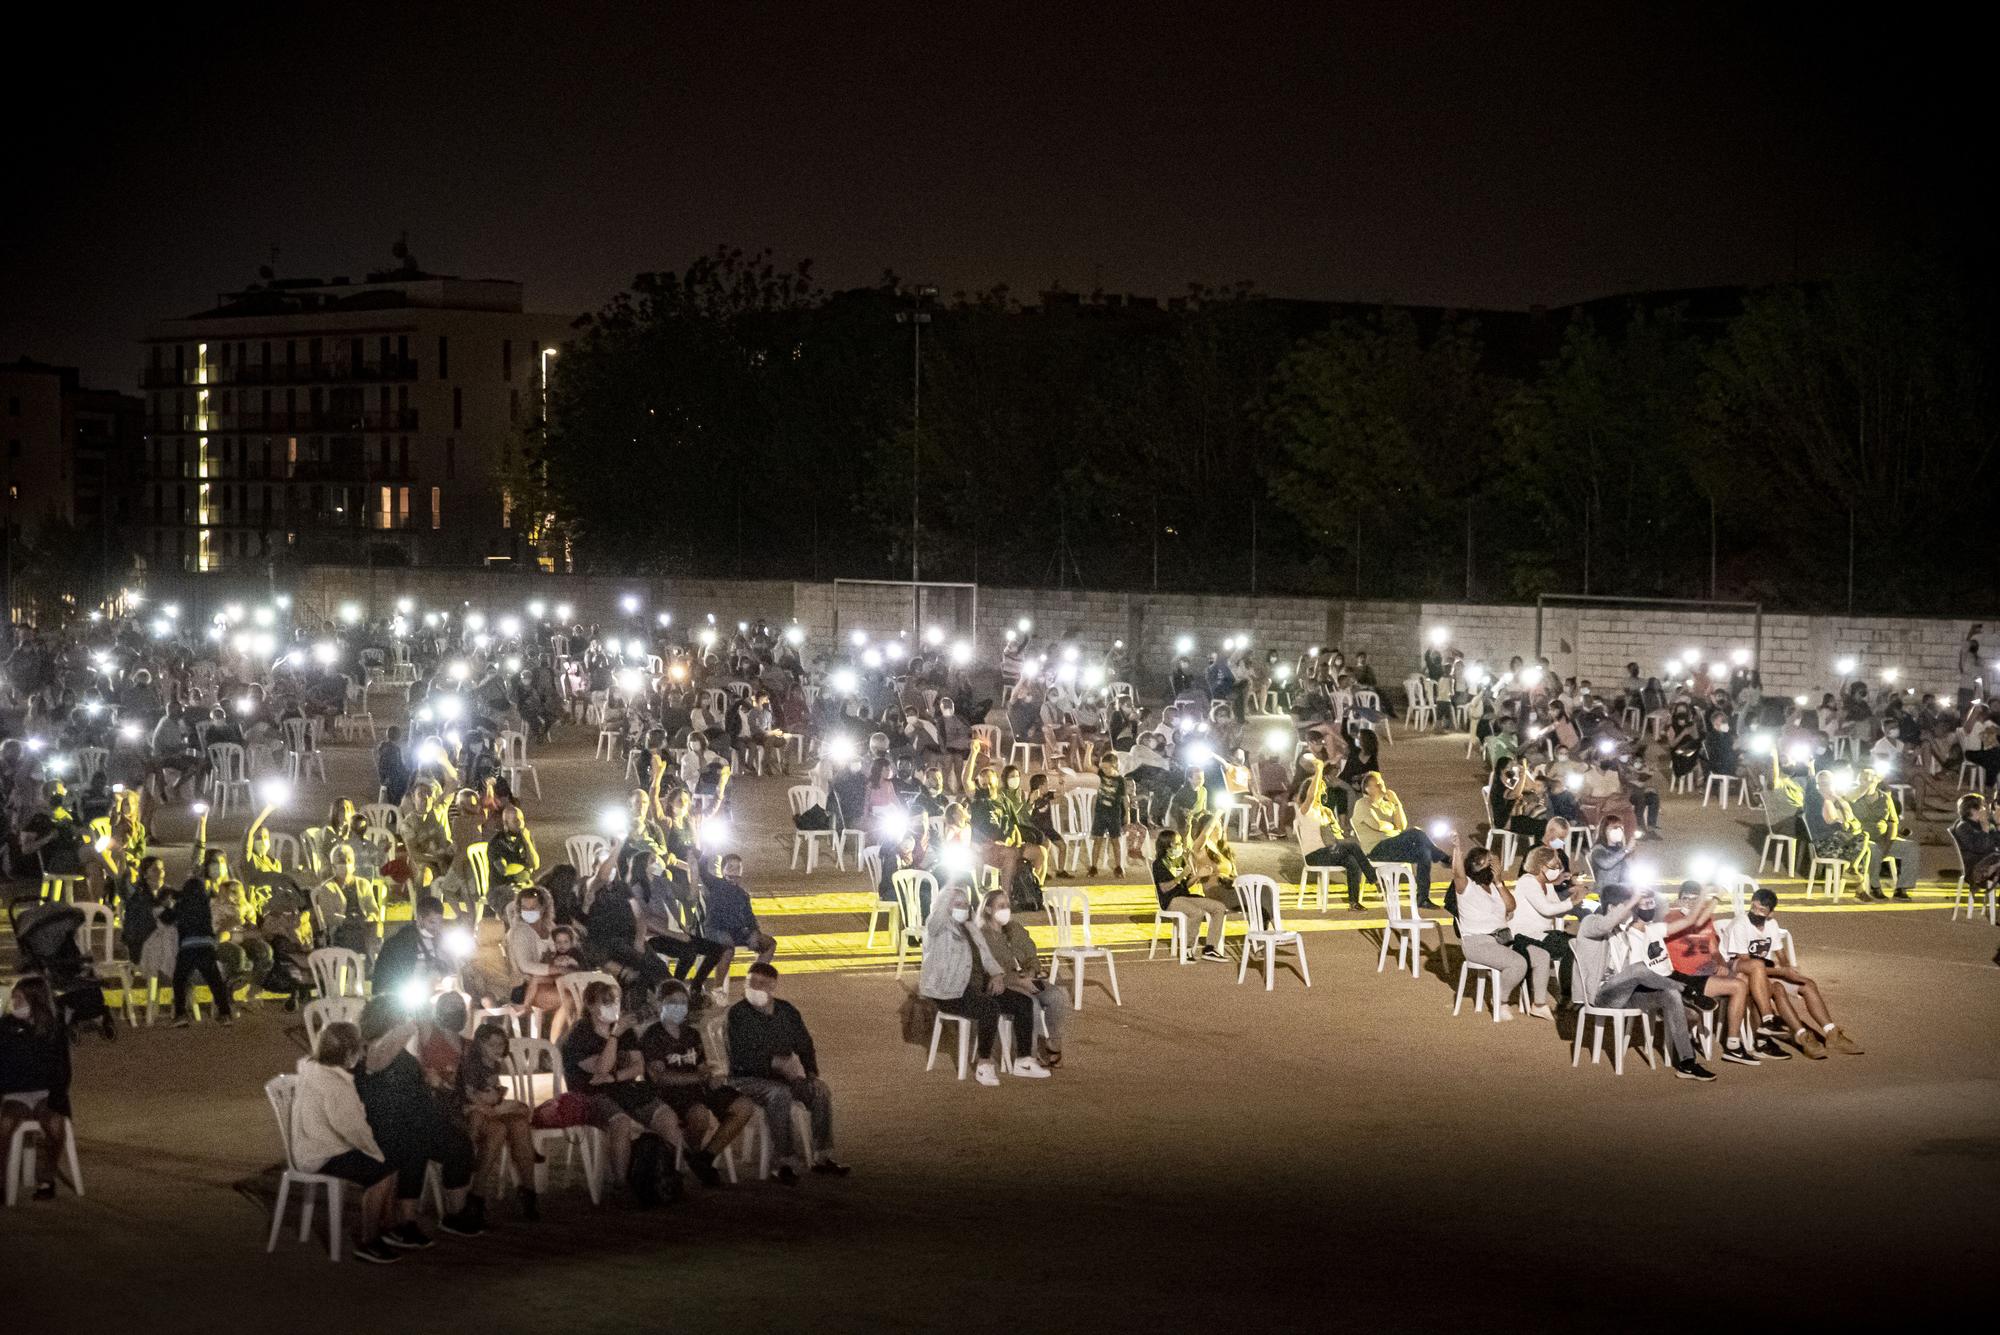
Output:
[528,245,1999,614]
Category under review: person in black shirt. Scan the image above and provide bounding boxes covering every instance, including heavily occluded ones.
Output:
[561,978,687,1204]
[725,963,847,1183]
[371,897,449,1001]
[637,980,753,1188]
[1151,827,1229,961]
[0,977,72,1201]
[167,851,236,1026]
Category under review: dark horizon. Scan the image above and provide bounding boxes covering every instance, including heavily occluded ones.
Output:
[4,1,1979,390]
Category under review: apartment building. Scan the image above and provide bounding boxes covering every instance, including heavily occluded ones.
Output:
[140,268,569,572]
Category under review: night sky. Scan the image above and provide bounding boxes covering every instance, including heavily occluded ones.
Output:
[4,1,1974,390]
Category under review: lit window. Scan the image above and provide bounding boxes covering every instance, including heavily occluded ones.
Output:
[431,486,442,530]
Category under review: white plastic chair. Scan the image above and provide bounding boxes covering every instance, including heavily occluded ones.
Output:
[499,730,542,799]
[301,996,365,1051]
[891,871,934,978]
[1044,887,1120,1008]
[268,830,305,875]
[359,802,398,834]
[1758,803,1798,877]
[926,1006,979,1080]
[74,901,137,1025]
[1702,773,1741,809]
[5,1115,83,1207]
[1235,875,1308,990]
[859,846,895,948]
[1054,790,1093,874]
[206,743,252,816]
[1572,1006,1659,1075]
[553,970,616,1019]
[507,1037,606,1203]
[788,786,841,872]
[76,746,110,785]
[566,834,611,873]
[1452,959,1509,1020]
[263,1074,350,1258]
[283,718,328,784]
[1805,854,1848,901]
[307,947,367,999]
[1375,862,1439,978]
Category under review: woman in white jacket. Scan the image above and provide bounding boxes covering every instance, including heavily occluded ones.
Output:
[289,1022,401,1264]
[1508,846,1588,1018]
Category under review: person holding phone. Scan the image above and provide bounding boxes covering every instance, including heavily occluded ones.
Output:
[1575,883,1716,1081]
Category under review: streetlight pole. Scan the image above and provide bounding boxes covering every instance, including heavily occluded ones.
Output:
[895,287,936,594]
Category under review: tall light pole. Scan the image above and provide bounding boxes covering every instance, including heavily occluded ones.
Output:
[895,287,936,589]
[538,347,557,568]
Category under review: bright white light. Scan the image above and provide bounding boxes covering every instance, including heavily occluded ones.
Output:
[1017,617,1032,634]
[830,669,858,696]
[224,602,245,623]
[441,926,475,960]
[698,628,717,649]
[1836,656,1857,676]
[1882,667,1900,684]
[1429,626,1448,646]
[1683,648,1701,663]
[1274,664,1292,683]
[1631,860,1659,888]
[252,606,275,627]
[274,594,292,610]
[599,808,629,837]
[1707,662,1727,680]
[1428,820,1452,840]
[527,600,546,619]
[657,612,673,628]
[313,641,339,666]
[1004,629,1017,644]
[555,603,573,622]
[449,661,469,681]
[883,642,907,662]
[1786,744,1812,766]
[1793,694,1809,707]
[25,737,45,753]
[604,637,623,656]
[119,723,141,742]
[1176,717,1195,734]
[1597,738,1616,755]
[436,695,463,721]
[150,618,172,638]
[1565,773,1584,791]
[472,633,492,651]
[1213,792,1235,811]
[283,650,304,668]
[235,697,255,716]
[1056,662,1077,684]
[1521,666,1545,688]
[849,629,868,648]
[785,625,806,646]
[423,612,440,628]
[251,631,276,657]
[162,603,180,619]
[699,816,729,848]
[504,655,522,673]
[877,807,909,843]
[1467,664,1489,688]
[923,625,944,646]
[1731,648,1751,666]
[1833,767,1857,793]
[825,735,857,766]
[338,603,361,625]
[84,701,103,717]
[950,640,972,666]
[737,621,749,634]
[1221,636,1237,652]
[620,594,640,615]
[1263,727,1290,753]
[1750,732,1774,754]
[615,669,640,695]
[939,842,973,875]
[498,615,521,638]
[396,597,414,614]
[258,778,291,807]
[1061,644,1079,662]
[861,648,884,670]
[418,741,446,766]
[1237,633,1251,648]
[397,978,431,1011]
[1186,743,1213,767]
[1083,664,1107,689]
[462,611,485,632]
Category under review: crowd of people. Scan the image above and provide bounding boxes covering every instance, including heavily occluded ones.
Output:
[2,602,1963,1242]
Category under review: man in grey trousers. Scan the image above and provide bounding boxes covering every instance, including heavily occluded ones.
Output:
[1574,883,1716,1081]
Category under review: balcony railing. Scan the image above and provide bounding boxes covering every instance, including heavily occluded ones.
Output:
[140,357,419,390]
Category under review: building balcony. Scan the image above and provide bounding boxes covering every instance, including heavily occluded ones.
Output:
[143,409,418,435]
[140,357,420,390]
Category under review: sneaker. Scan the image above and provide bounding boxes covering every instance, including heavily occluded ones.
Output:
[1753,1037,1792,1060]
[1673,1059,1718,1082]
[1521,1004,1554,1021]
[171,1017,193,1029]
[1757,1014,1787,1036]
[353,1240,402,1265]
[974,1062,1000,1087]
[1199,947,1229,962]
[1010,1056,1053,1078]
[381,1223,433,1250]
[1721,1043,1761,1066]
[1795,1029,1828,1059]
[810,1158,851,1177]
[1686,991,1718,1013]
[1827,1028,1865,1055]
[1892,890,1911,901]
[438,1210,485,1237]
[688,1150,722,1188]
[1493,1006,1516,1023]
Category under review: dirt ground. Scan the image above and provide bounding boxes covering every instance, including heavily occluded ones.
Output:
[8,718,1998,1332]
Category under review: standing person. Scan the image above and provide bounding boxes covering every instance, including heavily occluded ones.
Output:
[1086,752,1132,878]
[1151,827,1229,962]
[725,963,848,1181]
[166,851,236,1027]
[0,978,73,1202]
[354,997,484,1243]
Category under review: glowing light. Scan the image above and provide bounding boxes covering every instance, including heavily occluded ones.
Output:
[397,978,431,1011]
[1683,648,1701,663]
[1177,717,1196,734]
[1631,860,1659,888]
[418,741,446,767]
[1185,743,1214,767]
[1061,644,1079,662]
[472,633,492,651]
[1707,662,1727,680]
[657,612,673,628]
[258,778,291,807]
[1428,626,1448,646]
[1055,662,1078,684]
[697,628,717,650]
[441,926,475,960]
[252,606,275,627]
[785,625,806,646]
[1731,648,1751,666]
[1749,732,1774,755]
[950,641,972,666]
[1222,636,1237,652]
[448,661,469,681]
[1004,629,1017,644]
[338,603,361,625]
[498,615,521,638]
[312,641,338,666]
[1786,744,1812,766]
[1263,727,1291,753]
[699,816,729,848]
[1793,694,1809,707]
[884,642,907,662]
[1835,656,1857,676]
[830,669,858,696]
[396,597,414,614]
[923,625,944,646]
[150,618,172,638]
[737,621,749,634]
[504,655,522,673]
[604,637,623,656]
[235,697,255,716]
[274,594,292,610]
[825,735,858,766]
[667,663,687,683]
[599,807,630,837]
[224,603,244,623]
[554,603,573,622]
[848,628,869,648]
[620,594,640,614]
[1833,767,1857,793]
[119,723,141,742]
[1521,666,1545,688]
[1274,664,1292,683]
[1175,635,1195,655]
[1597,738,1616,755]
[1017,617,1032,634]
[423,612,440,628]
[862,648,884,670]
[1882,667,1901,684]
[1083,664,1107,689]
[436,695,463,721]
[939,842,973,876]
[527,599,546,619]
[162,603,180,619]
[877,807,909,843]
[1428,821,1452,840]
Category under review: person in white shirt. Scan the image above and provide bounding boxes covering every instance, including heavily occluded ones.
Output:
[1508,847,1587,1015]
[1452,847,1527,1021]
[289,1022,400,1263]
[1574,884,1715,1080]
[1719,889,1862,1059]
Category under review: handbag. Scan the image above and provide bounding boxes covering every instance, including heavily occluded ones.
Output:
[531,1091,592,1129]
[898,989,937,1047]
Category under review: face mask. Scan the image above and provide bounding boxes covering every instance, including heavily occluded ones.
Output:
[1469,865,1496,886]
[1747,913,1769,928]
[1634,904,1659,922]
[950,907,970,923]
[1006,779,1020,790]
[994,908,1012,926]
[658,1002,688,1025]
[595,1003,621,1025]
[519,909,542,924]
[744,987,771,1008]
[1606,830,1623,845]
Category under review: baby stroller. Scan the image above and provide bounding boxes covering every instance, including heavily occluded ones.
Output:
[8,896,116,1039]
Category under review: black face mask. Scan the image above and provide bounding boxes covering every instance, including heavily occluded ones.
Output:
[1469,864,1496,886]
[1633,904,1659,922]
[1747,913,1769,928]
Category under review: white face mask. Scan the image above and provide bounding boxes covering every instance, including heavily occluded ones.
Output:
[595,1003,620,1025]
[950,907,970,924]
[993,907,1012,926]
[744,987,771,1008]
[519,909,542,924]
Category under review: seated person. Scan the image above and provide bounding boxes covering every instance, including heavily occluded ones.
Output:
[1799,769,1871,876]
[1151,827,1229,961]
[1662,881,1763,1065]
[354,996,484,1243]
[559,978,688,1205]
[1719,889,1863,1059]
[0,978,75,1203]
[313,845,384,959]
[638,980,754,1187]
[972,887,1065,1069]
[726,963,847,1180]
[699,853,778,984]
[1948,793,2000,891]
[457,1021,541,1220]
[1295,756,1376,910]
[1849,768,1917,902]
[369,896,448,1001]
[1573,883,1715,1081]
[288,1021,400,1263]
[1352,771,1450,907]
